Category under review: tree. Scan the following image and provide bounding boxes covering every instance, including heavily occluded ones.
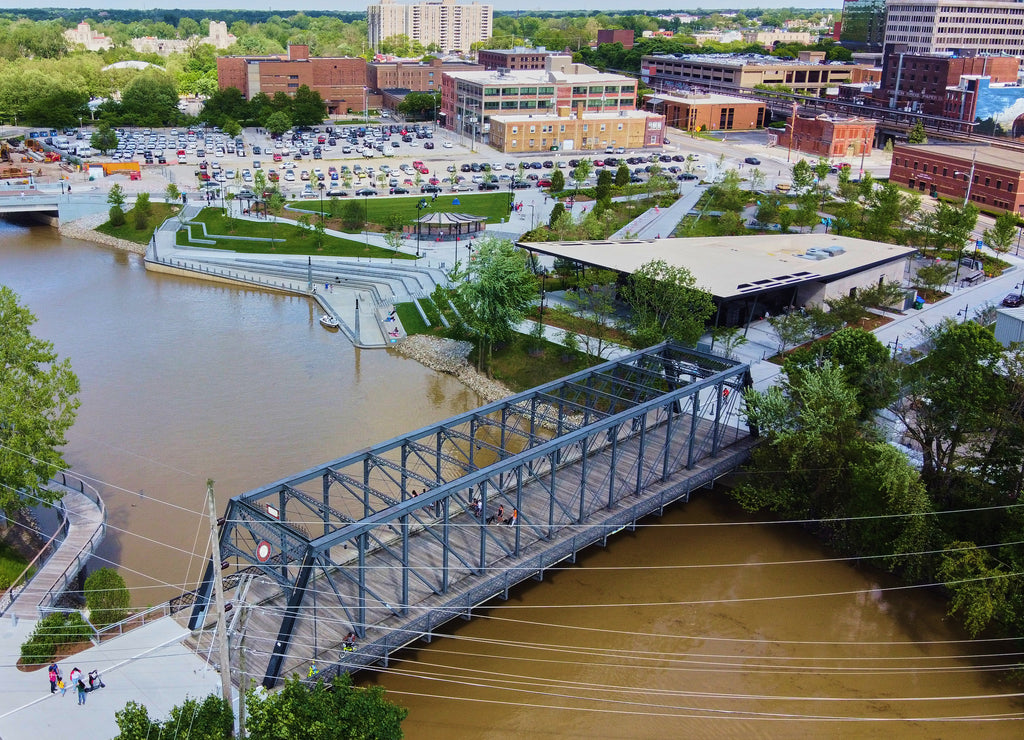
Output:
[748,167,766,192]
[550,168,565,193]
[222,118,242,139]
[911,261,956,293]
[908,120,928,143]
[458,237,538,369]
[398,90,441,120]
[90,122,118,154]
[0,287,79,520]
[132,192,152,230]
[165,183,180,204]
[548,201,565,228]
[937,543,1010,637]
[291,84,326,126]
[115,694,232,740]
[107,183,126,209]
[791,159,814,192]
[120,71,181,126]
[768,311,813,354]
[265,110,292,136]
[615,162,629,187]
[621,259,715,348]
[572,158,592,191]
[595,168,613,203]
[982,211,1019,254]
[246,674,407,739]
[556,268,620,359]
[340,200,364,231]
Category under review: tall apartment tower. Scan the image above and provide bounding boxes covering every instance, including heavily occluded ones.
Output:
[839,0,887,52]
[884,0,1024,55]
[368,0,493,53]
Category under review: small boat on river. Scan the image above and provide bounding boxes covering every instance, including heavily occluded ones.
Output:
[319,314,340,330]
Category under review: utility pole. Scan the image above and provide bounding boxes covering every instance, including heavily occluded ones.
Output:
[206,479,235,733]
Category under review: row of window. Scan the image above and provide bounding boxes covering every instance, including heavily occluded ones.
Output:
[901,158,1017,192]
[510,122,628,134]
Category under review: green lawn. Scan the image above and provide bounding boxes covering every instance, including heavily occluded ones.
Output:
[176,208,416,259]
[96,203,179,245]
[291,192,513,227]
[0,541,30,591]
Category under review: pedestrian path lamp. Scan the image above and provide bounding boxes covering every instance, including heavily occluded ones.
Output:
[318,182,325,224]
[416,197,429,257]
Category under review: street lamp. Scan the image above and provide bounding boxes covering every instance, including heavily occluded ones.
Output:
[364,86,368,124]
[363,192,369,251]
[957,304,971,323]
[954,149,978,207]
[319,181,325,224]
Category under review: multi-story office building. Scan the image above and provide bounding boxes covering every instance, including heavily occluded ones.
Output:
[488,107,665,152]
[368,57,482,94]
[440,57,638,143]
[641,53,870,98]
[217,45,368,116]
[477,46,569,71]
[884,0,1024,56]
[838,0,887,52]
[776,113,877,160]
[368,0,493,53]
[596,29,634,49]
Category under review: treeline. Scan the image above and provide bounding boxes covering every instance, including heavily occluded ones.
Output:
[739,320,1024,640]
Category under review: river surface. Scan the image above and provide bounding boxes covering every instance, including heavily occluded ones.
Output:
[1,223,1021,735]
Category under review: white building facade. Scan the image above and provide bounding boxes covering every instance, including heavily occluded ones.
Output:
[884,0,1024,55]
[368,0,493,53]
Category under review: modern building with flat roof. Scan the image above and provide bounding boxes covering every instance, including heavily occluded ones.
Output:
[518,233,915,327]
[890,143,1024,215]
[478,46,569,71]
[884,0,1024,56]
[441,58,638,143]
[641,53,870,98]
[368,57,481,94]
[596,29,634,50]
[645,92,768,132]
[368,0,493,53]
[488,108,665,152]
[776,113,877,160]
[839,0,886,52]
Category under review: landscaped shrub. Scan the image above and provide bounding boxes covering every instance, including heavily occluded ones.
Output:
[108,205,126,227]
[84,567,130,628]
[19,611,92,665]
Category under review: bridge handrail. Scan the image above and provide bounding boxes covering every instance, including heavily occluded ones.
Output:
[36,471,107,614]
[0,499,69,617]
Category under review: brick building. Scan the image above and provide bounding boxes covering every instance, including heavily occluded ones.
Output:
[596,29,634,49]
[477,46,569,71]
[872,51,1019,120]
[646,92,767,132]
[890,144,1024,215]
[776,114,877,160]
[488,107,665,152]
[368,58,482,93]
[217,45,369,116]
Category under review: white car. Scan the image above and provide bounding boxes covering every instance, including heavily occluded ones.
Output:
[491,162,503,171]
[442,141,453,149]
[284,171,295,181]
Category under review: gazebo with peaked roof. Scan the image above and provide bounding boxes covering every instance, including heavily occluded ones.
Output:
[413,211,487,241]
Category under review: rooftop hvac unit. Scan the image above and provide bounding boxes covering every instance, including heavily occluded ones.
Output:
[822,245,846,256]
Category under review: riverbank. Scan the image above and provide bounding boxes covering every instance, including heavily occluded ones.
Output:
[393,335,513,404]
[57,211,146,255]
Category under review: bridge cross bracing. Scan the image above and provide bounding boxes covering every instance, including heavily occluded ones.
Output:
[187,342,754,688]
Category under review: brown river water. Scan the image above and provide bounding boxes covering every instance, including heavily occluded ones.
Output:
[1,222,1021,735]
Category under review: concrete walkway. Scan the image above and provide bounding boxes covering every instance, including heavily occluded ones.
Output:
[0,616,224,740]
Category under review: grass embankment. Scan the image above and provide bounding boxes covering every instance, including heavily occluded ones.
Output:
[176,208,413,259]
[290,192,513,227]
[0,541,30,591]
[95,203,179,244]
[398,293,600,392]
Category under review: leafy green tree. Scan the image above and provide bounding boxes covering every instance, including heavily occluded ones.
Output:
[84,567,130,627]
[165,183,180,204]
[595,169,613,203]
[115,694,232,740]
[458,237,538,369]
[556,268,620,359]
[908,119,928,143]
[982,211,1019,254]
[550,168,565,193]
[938,543,1010,637]
[911,261,956,293]
[340,200,365,231]
[120,71,180,126]
[246,674,407,739]
[893,320,1007,502]
[90,123,118,154]
[768,311,813,354]
[107,183,126,209]
[822,327,898,415]
[291,84,326,126]
[0,287,80,517]
[548,201,565,228]
[621,259,714,347]
[791,159,814,192]
[572,158,592,191]
[398,90,441,120]
[706,169,747,212]
[265,110,292,136]
[200,86,248,127]
[615,162,629,187]
[132,192,152,231]
[222,118,242,139]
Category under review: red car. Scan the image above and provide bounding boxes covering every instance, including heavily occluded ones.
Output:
[537,178,552,187]
[417,166,429,175]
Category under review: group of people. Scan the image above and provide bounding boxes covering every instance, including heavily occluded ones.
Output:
[48,664,104,705]
[483,503,518,526]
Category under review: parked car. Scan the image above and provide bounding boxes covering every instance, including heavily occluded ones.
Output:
[421,184,443,193]
[1002,293,1024,308]
[744,157,761,165]
[478,182,500,190]
[390,186,410,194]
[326,188,348,197]
[354,188,378,196]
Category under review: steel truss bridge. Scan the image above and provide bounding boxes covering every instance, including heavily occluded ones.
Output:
[188,342,756,688]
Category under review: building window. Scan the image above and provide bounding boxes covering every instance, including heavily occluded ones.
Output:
[560,125,566,132]
[511,126,518,134]
[530,126,536,133]
[529,139,535,147]
[600,124,606,131]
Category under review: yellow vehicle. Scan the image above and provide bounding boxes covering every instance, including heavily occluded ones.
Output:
[775,182,792,193]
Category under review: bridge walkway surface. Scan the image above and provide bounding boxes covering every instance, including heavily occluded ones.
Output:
[183,342,755,687]
[1,473,106,620]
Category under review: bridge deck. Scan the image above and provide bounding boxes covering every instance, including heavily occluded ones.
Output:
[4,476,106,620]
[188,416,754,683]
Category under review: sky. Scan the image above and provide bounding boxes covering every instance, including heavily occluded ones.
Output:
[0,1,843,12]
